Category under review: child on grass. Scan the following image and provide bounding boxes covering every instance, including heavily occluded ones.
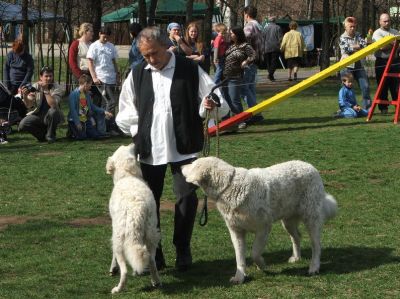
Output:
[67,74,112,140]
[335,72,368,118]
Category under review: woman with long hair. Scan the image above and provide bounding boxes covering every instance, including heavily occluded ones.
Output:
[184,22,207,71]
[68,23,94,80]
[222,26,255,127]
[4,39,34,95]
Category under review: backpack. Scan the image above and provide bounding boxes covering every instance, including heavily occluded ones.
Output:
[245,20,267,69]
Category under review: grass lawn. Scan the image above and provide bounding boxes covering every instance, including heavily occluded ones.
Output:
[1,77,400,298]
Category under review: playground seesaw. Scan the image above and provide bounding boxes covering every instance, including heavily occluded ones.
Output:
[208,35,400,135]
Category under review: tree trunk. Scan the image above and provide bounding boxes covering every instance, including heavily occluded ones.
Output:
[186,0,194,24]
[138,0,147,27]
[148,0,158,26]
[306,0,314,20]
[321,0,330,70]
[203,0,214,74]
[22,0,29,52]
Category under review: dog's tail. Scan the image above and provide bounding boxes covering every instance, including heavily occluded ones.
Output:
[124,242,150,274]
[322,193,338,221]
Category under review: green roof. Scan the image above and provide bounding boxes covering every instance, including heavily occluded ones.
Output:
[102,0,219,23]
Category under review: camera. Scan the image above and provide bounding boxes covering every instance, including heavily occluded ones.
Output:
[23,84,37,93]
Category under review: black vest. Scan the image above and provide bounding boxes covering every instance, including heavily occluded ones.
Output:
[132,55,204,159]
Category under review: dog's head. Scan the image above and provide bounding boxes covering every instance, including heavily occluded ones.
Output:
[181,157,235,199]
[106,144,142,182]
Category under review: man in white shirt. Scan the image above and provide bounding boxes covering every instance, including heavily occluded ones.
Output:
[116,26,229,272]
[87,26,120,134]
[372,13,400,114]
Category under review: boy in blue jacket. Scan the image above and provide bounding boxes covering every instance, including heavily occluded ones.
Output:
[336,72,368,118]
[68,74,112,139]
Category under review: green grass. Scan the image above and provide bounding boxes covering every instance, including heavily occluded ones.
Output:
[1,78,400,298]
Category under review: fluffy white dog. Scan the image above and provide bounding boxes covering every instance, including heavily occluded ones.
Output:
[181,157,338,284]
[106,144,161,293]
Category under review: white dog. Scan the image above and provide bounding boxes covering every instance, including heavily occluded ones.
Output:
[106,144,161,293]
[181,157,337,284]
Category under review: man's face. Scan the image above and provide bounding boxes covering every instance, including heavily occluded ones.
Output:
[169,28,180,38]
[99,33,108,43]
[139,39,170,70]
[379,14,391,30]
[40,71,54,85]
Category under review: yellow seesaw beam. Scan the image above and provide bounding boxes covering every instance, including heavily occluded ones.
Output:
[246,35,398,115]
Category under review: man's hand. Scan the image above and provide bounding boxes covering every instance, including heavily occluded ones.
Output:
[105,111,113,119]
[353,105,361,112]
[203,97,216,110]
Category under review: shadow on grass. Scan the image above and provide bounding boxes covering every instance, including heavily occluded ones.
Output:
[156,246,399,295]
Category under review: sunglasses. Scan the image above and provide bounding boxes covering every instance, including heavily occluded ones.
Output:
[40,66,53,73]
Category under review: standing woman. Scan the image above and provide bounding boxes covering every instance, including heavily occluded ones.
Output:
[68,23,94,81]
[166,22,192,57]
[222,26,255,118]
[339,17,371,109]
[184,22,207,71]
[4,39,34,95]
[280,21,306,81]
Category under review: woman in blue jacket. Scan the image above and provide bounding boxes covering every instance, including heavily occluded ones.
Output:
[68,74,112,139]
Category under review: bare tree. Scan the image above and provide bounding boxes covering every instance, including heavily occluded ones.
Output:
[138,0,147,27]
[22,0,29,52]
[148,0,158,26]
[186,0,194,23]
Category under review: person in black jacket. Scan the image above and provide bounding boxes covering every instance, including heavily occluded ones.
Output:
[116,26,229,272]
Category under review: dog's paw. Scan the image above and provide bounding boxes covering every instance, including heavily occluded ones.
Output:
[152,281,162,288]
[288,256,300,263]
[111,286,122,294]
[229,273,246,284]
[308,267,320,275]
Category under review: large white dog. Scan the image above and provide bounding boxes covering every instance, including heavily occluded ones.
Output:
[181,157,337,284]
[106,144,161,293]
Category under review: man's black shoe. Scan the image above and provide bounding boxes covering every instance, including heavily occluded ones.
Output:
[175,247,192,272]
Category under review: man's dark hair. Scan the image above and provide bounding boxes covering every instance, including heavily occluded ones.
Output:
[39,66,54,76]
[99,26,112,35]
[244,5,257,19]
[129,22,142,37]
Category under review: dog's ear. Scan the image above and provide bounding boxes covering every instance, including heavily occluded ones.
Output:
[106,157,115,175]
[181,164,200,185]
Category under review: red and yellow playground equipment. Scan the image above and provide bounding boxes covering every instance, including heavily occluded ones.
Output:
[367,38,400,123]
[208,35,400,135]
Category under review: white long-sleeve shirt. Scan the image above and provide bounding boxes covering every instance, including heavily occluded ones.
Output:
[116,52,230,165]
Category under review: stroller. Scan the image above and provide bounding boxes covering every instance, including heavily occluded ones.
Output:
[0,81,24,144]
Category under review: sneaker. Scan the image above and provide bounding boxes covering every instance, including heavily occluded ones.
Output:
[333,111,341,119]
[238,122,247,130]
[0,137,8,144]
[380,108,388,115]
[268,74,276,81]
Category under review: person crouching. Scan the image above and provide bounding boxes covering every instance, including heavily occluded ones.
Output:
[335,72,368,118]
[67,74,113,140]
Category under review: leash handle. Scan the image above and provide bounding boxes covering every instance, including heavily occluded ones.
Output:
[199,196,208,226]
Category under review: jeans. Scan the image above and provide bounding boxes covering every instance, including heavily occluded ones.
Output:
[68,119,101,140]
[339,107,369,118]
[223,78,243,114]
[241,64,257,108]
[18,108,62,141]
[214,57,225,84]
[340,68,371,109]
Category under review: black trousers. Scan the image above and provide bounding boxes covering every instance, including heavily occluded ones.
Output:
[264,51,280,76]
[140,158,198,250]
[375,57,400,110]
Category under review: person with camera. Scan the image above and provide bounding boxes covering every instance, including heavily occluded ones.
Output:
[18,66,65,143]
